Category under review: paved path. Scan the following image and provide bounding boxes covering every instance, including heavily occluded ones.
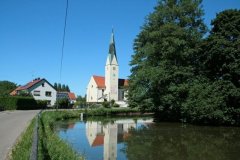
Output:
[0,110,39,160]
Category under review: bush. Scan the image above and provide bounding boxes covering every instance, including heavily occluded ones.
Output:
[113,103,120,108]
[102,101,110,108]
[36,100,48,109]
[0,96,42,110]
[55,98,71,109]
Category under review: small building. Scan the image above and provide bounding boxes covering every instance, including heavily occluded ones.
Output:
[10,78,57,106]
[86,30,128,103]
[57,92,77,104]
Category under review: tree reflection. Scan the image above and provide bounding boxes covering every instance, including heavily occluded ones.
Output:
[122,124,240,160]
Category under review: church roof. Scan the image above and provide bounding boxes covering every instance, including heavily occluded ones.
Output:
[92,75,128,88]
[106,30,118,64]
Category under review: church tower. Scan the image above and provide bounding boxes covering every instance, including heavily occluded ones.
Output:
[105,30,119,101]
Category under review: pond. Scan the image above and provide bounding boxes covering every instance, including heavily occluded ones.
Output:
[54,116,240,160]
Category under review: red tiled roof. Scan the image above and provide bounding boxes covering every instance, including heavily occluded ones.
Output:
[93,75,105,88]
[92,75,128,88]
[68,92,76,100]
[17,79,43,91]
[10,86,22,96]
[92,135,104,147]
[10,79,43,96]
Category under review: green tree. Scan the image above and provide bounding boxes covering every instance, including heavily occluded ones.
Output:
[57,83,61,91]
[54,83,58,90]
[62,84,66,92]
[128,0,206,120]
[0,81,17,96]
[199,9,240,86]
[66,85,70,92]
[183,9,240,125]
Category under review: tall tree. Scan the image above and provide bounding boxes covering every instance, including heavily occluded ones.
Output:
[62,84,66,92]
[66,85,70,92]
[0,81,17,96]
[182,9,240,125]
[54,83,58,90]
[57,83,61,91]
[128,0,206,119]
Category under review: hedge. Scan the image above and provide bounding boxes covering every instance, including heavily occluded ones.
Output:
[0,96,47,110]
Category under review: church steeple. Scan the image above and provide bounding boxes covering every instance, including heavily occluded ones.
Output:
[106,30,118,65]
[105,30,119,101]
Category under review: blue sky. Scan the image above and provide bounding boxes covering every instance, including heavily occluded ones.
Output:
[0,0,240,96]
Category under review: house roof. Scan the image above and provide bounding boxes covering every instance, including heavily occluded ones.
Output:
[17,78,43,91]
[68,92,76,100]
[10,78,56,96]
[92,75,128,88]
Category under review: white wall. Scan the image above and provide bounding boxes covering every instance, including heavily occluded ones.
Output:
[29,80,56,106]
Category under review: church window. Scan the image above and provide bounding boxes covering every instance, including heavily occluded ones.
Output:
[113,67,116,70]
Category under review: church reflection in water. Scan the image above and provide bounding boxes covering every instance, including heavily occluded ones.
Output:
[86,119,153,160]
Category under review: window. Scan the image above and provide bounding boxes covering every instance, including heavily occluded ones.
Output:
[102,89,104,96]
[42,83,45,87]
[113,67,116,70]
[45,91,52,97]
[33,90,40,96]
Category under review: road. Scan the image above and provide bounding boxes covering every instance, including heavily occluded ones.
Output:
[0,110,39,160]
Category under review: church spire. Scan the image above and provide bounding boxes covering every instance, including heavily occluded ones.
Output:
[106,29,118,65]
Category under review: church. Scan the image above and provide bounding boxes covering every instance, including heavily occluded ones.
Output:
[86,31,128,103]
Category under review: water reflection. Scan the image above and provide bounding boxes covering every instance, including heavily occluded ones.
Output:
[55,118,240,160]
[85,119,153,160]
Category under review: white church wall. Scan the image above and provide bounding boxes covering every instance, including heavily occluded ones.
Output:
[86,77,99,102]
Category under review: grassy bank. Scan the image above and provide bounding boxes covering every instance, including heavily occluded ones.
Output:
[38,111,83,160]
[10,107,145,160]
[10,118,36,160]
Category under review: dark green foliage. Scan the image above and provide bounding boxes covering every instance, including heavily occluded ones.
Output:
[0,96,45,110]
[55,98,71,109]
[53,83,57,90]
[102,100,110,108]
[123,123,240,160]
[128,0,240,125]
[128,0,206,120]
[113,103,120,108]
[182,9,240,125]
[0,81,17,96]
[74,95,86,108]
[55,83,70,92]
[66,85,70,92]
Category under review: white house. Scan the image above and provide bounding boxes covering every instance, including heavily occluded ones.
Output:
[10,78,57,106]
[86,30,128,104]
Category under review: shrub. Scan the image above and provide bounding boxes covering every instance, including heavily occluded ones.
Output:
[113,103,120,108]
[55,98,71,109]
[0,96,42,110]
[102,101,110,108]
